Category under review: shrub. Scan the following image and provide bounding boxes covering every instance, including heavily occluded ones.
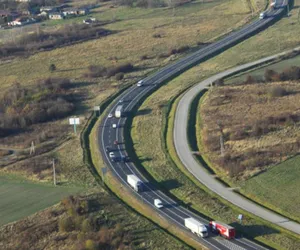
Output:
[49,64,56,72]
[268,86,288,97]
[85,239,97,250]
[212,78,224,86]
[140,55,148,60]
[106,63,134,77]
[115,72,124,80]
[81,218,93,232]
[264,69,280,82]
[58,217,74,232]
[244,75,256,84]
[280,66,300,81]
[152,33,162,38]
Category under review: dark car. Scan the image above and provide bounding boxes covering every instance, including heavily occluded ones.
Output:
[105,147,110,153]
[121,155,129,162]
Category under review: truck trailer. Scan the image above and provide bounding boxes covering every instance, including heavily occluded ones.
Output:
[115,105,123,118]
[127,174,143,192]
[184,218,208,238]
[209,221,235,239]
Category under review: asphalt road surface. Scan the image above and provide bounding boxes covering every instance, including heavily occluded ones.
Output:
[174,47,300,235]
[97,1,290,249]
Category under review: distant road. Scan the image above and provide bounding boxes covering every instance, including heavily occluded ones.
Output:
[174,47,300,235]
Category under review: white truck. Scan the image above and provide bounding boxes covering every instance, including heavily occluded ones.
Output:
[115,105,123,118]
[184,218,208,238]
[127,174,143,192]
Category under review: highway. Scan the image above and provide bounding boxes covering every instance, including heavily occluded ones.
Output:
[173,48,300,235]
[97,0,289,249]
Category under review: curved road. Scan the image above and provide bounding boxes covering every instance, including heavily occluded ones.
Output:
[99,84,268,250]
[97,0,289,249]
[174,47,300,235]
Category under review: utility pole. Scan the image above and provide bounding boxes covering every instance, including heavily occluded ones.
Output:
[220,134,225,157]
[52,159,56,186]
[30,141,35,155]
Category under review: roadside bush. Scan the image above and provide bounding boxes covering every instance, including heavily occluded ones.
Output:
[244,75,256,84]
[115,72,124,80]
[268,86,288,97]
[85,63,134,78]
[212,78,224,86]
[264,69,280,82]
[280,66,300,81]
[168,45,190,56]
[107,63,134,77]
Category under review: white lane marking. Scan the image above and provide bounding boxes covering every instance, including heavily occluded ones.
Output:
[235,238,269,250]
[215,238,246,250]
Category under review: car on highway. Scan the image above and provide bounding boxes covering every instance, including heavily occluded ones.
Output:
[259,11,267,19]
[154,199,163,208]
[118,99,124,103]
[109,152,115,161]
[137,80,144,87]
[105,146,110,153]
[112,124,117,129]
[114,140,118,145]
[108,113,113,118]
[121,155,129,162]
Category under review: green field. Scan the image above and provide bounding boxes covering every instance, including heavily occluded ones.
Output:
[0,176,83,226]
[240,155,300,221]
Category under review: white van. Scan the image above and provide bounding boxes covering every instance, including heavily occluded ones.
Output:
[259,11,267,19]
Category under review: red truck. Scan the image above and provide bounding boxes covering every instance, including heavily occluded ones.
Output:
[209,221,235,239]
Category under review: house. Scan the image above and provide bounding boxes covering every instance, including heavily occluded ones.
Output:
[0,10,19,25]
[8,17,35,26]
[40,6,59,13]
[63,8,89,17]
[49,13,64,20]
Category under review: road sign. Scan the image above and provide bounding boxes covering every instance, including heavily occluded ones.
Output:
[238,214,243,223]
[69,118,80,125]
[69,117,80,134]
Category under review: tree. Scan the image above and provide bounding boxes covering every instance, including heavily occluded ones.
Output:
[49,64,56,72]
[17,2,29,13]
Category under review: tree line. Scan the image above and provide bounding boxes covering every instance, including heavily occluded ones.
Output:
[0,78,75,137]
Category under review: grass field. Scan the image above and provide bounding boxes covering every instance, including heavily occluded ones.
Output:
[0,0,252,89]
[240,155,300,222]
[199,81,300,179]
[130,1,300,249]
[0,190,191,250]
[0,175,83,227]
